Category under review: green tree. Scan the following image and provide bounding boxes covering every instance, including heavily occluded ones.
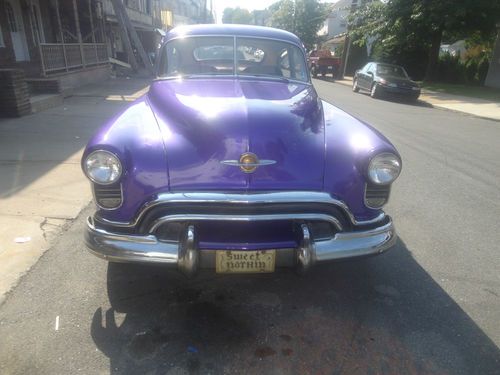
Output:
[349,0,500,81]
[222,7,253,24]
[268,0,329,50]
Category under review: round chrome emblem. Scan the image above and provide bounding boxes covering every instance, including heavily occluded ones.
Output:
[220,153,276,173]
[239,152,259,173]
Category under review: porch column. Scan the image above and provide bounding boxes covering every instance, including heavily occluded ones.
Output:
[87,0,99,62]
[72,0,85,67]
[54,0,69,72]
[27,0,45,75]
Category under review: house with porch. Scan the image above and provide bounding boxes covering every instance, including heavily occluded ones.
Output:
[0,0,110,85]
[0,0,166,115]
[0,0,212,116]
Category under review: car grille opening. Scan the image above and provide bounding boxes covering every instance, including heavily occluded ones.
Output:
[154,220,338,247]
[93,183,122,209]
[365,183,391,208]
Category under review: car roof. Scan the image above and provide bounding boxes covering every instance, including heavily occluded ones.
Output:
[371,62,404,69]
[165,24,303,47]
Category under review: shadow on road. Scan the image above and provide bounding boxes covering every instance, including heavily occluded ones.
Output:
[91,238,500,374]
[355,91,434,108]
[0,78,150,199]
[314,76,337,83]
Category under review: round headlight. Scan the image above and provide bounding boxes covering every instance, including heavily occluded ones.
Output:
[84,150,122,185]
[368,153,401,185]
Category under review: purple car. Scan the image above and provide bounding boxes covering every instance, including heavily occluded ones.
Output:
[82,25,401,276]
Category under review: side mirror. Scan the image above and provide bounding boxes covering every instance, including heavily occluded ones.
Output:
[367,71,374,76]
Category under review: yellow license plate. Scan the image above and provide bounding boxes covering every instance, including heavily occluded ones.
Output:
[216,250,276,274]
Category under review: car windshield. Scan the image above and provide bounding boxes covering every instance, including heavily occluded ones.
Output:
[159,36,309,83]
[376,64,408,78]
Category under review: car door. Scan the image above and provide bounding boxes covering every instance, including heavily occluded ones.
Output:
[358,63,371,90]
[365,63,376,89]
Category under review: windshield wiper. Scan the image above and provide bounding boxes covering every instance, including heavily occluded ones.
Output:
[238,74,291,83]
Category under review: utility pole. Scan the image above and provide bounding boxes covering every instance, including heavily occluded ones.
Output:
[340,33,351,79]
[339,0,358,79]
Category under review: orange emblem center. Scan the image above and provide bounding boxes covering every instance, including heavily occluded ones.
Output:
[239,153,258,173]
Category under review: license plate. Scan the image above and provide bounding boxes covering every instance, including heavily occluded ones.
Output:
[216,250,276,274]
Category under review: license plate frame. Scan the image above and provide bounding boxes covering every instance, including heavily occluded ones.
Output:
[215,250,276,274]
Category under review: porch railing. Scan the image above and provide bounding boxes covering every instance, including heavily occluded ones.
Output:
[39,43,109,76]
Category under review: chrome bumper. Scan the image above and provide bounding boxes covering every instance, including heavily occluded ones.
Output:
[85,216,397,276]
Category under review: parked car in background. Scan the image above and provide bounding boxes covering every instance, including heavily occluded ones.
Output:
[308,49,341,78]
[353,62,421,101]
[82,25,401,277]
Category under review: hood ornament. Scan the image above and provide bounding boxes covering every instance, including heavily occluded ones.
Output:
[221,152,276,173]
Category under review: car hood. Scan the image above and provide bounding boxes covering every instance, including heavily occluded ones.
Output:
[147,78,325,191]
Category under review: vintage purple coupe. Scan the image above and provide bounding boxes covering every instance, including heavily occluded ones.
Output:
[82,25,401,276]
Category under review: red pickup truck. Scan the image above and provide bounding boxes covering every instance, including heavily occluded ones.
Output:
[308,49,341,79]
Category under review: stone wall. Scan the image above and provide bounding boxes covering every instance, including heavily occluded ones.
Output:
[0,69,31,117]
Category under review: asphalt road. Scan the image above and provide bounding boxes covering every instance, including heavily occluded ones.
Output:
[1,80,499,375]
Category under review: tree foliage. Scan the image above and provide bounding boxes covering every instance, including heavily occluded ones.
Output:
[348,0,500,81]
[222,7,253,24]
[267,0,330,50]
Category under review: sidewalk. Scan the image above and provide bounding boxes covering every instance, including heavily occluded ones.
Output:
[333,76,500,121]
[0,77,151,304]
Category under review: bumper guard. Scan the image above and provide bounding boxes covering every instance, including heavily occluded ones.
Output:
[85,216,396,276]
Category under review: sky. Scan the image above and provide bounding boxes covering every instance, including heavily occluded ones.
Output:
[213,0,278,23]
[213,0,337,23]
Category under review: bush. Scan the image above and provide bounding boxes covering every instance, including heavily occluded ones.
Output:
[435,52,490,85]
[436,53,466,84]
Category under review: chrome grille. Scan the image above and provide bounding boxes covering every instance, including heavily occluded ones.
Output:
[365,183,391,208]
[93,184,122,209]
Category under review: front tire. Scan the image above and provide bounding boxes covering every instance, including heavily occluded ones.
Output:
[353,79,360,92]
[370,83,379,98]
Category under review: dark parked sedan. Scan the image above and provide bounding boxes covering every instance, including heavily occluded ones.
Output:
[353,62,420,101]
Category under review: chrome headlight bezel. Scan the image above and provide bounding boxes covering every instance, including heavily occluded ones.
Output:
[84,150,122,185]
[367,153,402,185]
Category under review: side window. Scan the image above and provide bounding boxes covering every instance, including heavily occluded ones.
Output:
[279,48,307,81]
[0,23,5,48]
[164,46,180,75]
[280,50,290,76]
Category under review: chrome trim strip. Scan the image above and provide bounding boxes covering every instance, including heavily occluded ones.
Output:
[84,216,396,265]
[95,191,385,228]
[149,213,343,232]
[220,160,277,167]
